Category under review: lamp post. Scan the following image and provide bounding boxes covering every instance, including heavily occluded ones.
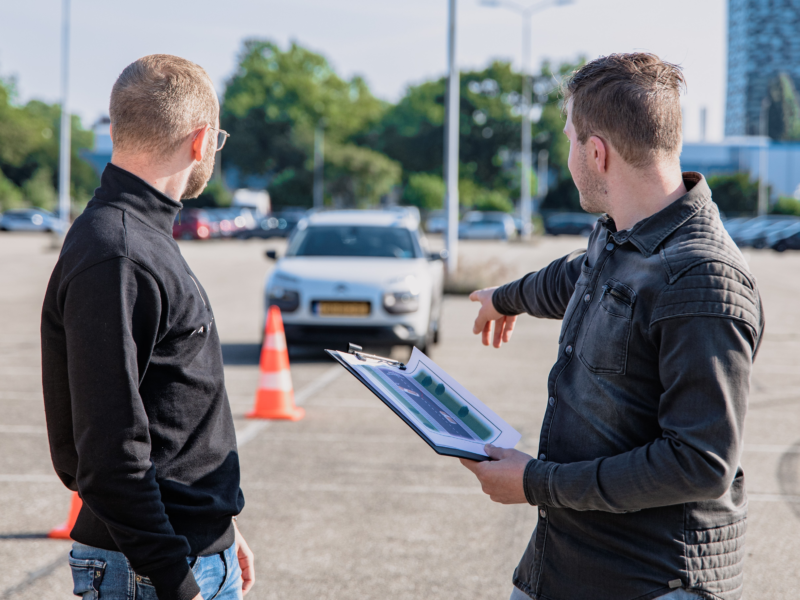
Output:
[480,0,573,239]
[758,97,770,217]
[313,121,325,210]
[58,0,72,228]
[444,0,460,277]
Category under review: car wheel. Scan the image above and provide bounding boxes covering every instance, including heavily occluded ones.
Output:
[774,241,788,253]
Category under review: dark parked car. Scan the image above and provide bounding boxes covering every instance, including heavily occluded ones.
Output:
[543,212,598,236]
[239,210,305,239]
[0,208,66,233]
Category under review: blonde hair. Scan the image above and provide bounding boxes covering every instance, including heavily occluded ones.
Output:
[109,55,218,159]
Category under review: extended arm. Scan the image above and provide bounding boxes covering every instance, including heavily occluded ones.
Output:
[492,249,585,318]
[63,258,201,600]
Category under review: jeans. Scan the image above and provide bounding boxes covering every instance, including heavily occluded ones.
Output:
[69,541,243,600]
[509,585,701,600]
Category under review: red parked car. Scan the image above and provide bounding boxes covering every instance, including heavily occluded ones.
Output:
[173,209,212,240]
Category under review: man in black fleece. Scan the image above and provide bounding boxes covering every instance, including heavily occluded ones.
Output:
[41,55,253,600]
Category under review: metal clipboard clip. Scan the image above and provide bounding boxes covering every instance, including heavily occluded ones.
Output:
[348,343,407,370]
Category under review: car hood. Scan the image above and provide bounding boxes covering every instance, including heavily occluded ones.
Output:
[273,257,427,286]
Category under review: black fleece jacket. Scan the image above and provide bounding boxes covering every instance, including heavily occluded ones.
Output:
[41,163,244,600]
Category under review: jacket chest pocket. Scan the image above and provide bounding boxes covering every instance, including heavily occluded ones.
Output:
[578,278,636,374]
[559,266,592,344]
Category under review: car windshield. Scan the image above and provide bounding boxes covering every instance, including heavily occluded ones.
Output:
[287,225,419,258]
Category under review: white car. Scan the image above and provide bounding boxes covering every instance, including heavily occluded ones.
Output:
[458,211,517,240]
[264,209,445,351]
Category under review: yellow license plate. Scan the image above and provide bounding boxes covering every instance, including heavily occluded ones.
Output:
[316,301,371,317]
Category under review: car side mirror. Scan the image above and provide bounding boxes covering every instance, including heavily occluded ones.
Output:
[427,249,449,261]
[265,250,278,260]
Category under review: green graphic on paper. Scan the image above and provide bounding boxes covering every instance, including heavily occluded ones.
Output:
[414,368,495,441]
[364,365,437,432]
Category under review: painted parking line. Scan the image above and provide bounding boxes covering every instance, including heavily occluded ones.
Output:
[236,364,343,448]
[0,425,46,434]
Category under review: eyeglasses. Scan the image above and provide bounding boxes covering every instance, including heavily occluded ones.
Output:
[209,127,230,152]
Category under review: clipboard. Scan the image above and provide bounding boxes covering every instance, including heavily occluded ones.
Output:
[326,344,521,461]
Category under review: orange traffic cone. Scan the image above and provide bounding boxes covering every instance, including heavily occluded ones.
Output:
[246,306,305,421]
[49,492,82,539]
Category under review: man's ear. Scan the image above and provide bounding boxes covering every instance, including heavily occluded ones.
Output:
[191,125,211,162]
[588,135,608,174]
[109,123,113,142]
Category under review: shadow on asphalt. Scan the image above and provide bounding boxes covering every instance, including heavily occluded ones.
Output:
[221,343,336,365]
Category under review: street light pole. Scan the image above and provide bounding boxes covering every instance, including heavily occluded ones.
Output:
[519,10,532,238]
[444,0,460,277]
[58,0,72,227]
[313,122,325,210]
[480,0,572,239]
[758,97,770,217]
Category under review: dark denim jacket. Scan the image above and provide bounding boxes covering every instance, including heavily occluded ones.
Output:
[493,174,764,600]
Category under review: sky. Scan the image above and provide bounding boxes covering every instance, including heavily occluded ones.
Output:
[0,0,727,142]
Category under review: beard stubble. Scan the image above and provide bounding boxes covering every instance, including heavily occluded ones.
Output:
[574,143,608,215]
[182,133,217,200]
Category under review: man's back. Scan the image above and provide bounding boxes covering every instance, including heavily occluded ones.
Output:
[42,164,244,596]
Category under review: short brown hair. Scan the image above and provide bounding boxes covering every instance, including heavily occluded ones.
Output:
[563,53,685,168]
[109,55,218,159]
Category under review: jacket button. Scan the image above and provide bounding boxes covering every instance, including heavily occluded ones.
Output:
[584,293,591,303]
[606,242,615,251]
[548,397,555,406]
[540,508,547,518]
[539,453,546,460]
[135,576,142,582]
[565,345,573,355]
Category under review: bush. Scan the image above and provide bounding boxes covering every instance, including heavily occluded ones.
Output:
[22,167,57,212]
[0,168,24,211]
[185,178,233,209]
[540,177,581,212]
[707,173,759,216]
[770,196,800,216]
[402,173,445,209]
[473,189,513,213]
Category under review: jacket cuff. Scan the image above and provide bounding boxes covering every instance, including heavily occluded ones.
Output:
[523,459,557,507]
[491,283,519,316]
[145,559,200,600]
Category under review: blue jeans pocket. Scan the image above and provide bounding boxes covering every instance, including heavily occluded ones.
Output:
[68,554,106,599]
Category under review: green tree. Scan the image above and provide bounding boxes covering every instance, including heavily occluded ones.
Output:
[360,58,582,206]
[473,189,513,213]
[402,173,445,210]
[324,143,401,206]
[707,173,759,216]
[0,74,97,211]
[0,168,23,211]
[221,39,391,207]
[22,166,57,211]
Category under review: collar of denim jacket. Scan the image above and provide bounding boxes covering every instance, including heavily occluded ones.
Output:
[610,172,712,258]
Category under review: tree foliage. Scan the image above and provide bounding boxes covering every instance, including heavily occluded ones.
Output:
[0,75,97,212]
[221,39,395,207]
[402,173,445,210]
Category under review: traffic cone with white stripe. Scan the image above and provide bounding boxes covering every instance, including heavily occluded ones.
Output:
[48,492,82,539]
[246,306,305,421]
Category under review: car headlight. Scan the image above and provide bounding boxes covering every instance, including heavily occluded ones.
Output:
[383,290,420,314]
[268,287,300,312]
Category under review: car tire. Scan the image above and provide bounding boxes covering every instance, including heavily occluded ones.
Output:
[774,241,788,253]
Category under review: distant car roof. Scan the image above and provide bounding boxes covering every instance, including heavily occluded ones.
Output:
[305,209,418,229]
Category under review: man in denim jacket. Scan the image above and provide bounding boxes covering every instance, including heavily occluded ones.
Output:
[463,53,764,600]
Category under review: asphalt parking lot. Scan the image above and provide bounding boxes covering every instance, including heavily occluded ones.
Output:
[1,233,799,599]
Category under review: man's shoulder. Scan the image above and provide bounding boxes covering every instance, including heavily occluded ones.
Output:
[652,204,761,332]
[658,202,751,284]
[58,200,170,285]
